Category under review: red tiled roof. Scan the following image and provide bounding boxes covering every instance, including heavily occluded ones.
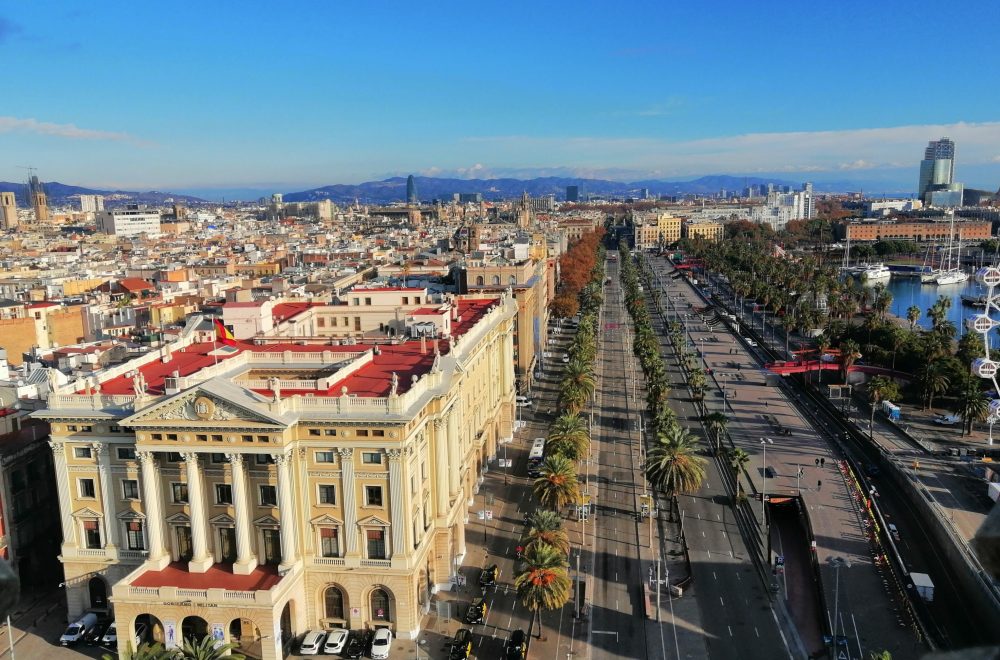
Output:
[131,562,281,591]
[352,287,425,292]
[272,302,318,323]
[98,342,247,395]
[409,307,442,316]
[119,278,155,293]
[27,302,59,309]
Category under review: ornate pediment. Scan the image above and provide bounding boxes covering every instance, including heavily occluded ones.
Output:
[122,389,284,428]
[72,506,103,519]
[209,513,235,525]
[165,512,190,524]
[117,510,146,520]
[309,514,344,526]
[356,515,390,527]
[253,515,280,527]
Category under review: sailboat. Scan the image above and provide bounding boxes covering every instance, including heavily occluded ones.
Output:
[934,211,967,285]
[919,245,941,283]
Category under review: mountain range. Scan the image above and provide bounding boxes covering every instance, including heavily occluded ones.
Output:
[0,181,207,207]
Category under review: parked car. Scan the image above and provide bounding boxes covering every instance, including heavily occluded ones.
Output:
[343,630,365,659]
[322,627,349,654]
[479,564,499,588]
[464,597,487,624]
[82,618,112,645]
[60,612,98,646]
[450,629,473,659]
[932,413,961,426]
[744,337,757,347]
[504,629,527,659]
[515,396,533,407]
[370,628,393,660]
[298,630,327,655]
[888,523,901,541]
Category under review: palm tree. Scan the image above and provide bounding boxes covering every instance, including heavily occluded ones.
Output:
[703,411,729,454]
[547,413,590,461]
[560,358,595,414]
[954,375,990,437]
[515,543,571,640]
[533,455,580,510]
[839,339,861,382]
[868,650,892,660]
[815,334,832,384]
[906,305,921,331]
[523,509,570,555]
[916,361,951,410]
[867,376,900,440]
[104,643,175,660]
[180,635,246,660]
[645,426,707,507]
[728,446,750,489]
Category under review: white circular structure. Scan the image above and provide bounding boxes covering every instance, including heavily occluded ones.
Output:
[976,267,1000,287]
[968,315,997,334]
[974,358,998,379]
[973,267,1000,443]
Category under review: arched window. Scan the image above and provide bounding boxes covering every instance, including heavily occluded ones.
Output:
[509,275,516,285]
[476,276,484,286]
[492,275,501,285]
[371,589,389,620]
[324,586,345,619]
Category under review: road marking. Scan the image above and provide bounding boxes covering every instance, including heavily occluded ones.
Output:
[712,571,717,581]
[728,626,733,637]
[702,531,706,538]
[716,514,721,521]
[719,596,724,606]
[851,613,863,659]
[755,627,760,638]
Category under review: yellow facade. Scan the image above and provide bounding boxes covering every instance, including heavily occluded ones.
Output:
[38,296,517,660]
[635,212,681,250]
[682,220,724,242]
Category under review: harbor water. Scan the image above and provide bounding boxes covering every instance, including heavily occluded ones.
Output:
[885,274,990,336]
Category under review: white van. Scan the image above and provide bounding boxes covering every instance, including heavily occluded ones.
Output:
[60,612,98,646]
[888,523,900,541]
[515,396,533,407]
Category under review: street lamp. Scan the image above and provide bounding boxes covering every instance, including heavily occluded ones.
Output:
[760,438,773,525]
[416,638,429,659]
[828,556,852,656]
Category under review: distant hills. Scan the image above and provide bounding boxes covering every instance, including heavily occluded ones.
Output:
[0,181,206,207]
[282,175,810,204]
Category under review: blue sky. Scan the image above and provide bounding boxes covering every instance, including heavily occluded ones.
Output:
[2,0,1000,194]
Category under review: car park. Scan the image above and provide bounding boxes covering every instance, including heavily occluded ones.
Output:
[298,630,327,655]
[370,628,393,659]
[504,629,527,659]
[322,627,349,654]
[450,629,473,659]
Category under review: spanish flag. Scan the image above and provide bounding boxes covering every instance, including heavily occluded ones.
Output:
[214,319,237,346]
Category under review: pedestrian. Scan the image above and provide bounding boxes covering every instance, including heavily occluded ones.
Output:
[820,457,825,467]
[817,479,822,490]
[815,458,820,467]
[764,401,768,409]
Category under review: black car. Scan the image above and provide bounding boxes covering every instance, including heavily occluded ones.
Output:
[82,618,112,645]
[450,628,473,660]
[464,597,486,624]
[478,564,499,588]
[343,630,365,659]
[362,628,376,654]
[505,629,527,659]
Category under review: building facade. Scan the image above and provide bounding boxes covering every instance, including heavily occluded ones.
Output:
[38,296,516,660]
[80,195,106,213]
[98,206,162,238]
[681,220,724,242]
[634,212,681,250]
[0,192,16,230]
[842,219,991,243]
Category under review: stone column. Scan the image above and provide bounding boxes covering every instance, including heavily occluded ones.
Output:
[49,441,76,550]
[297,448,313,557]
[137,451,169,569]
[445,407,461,498]
[274,452,298,568]
[432,419,448,516]
[94,442,119,553]
[387,449,408,557]
[338,449,358,555]
[226,453,258,575]
[183,452,213,572]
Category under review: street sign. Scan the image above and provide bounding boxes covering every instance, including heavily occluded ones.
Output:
[477,510,486,520]
[486,510,493,520]
[776,555,784,566]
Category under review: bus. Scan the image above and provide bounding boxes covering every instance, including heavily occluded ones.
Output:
[527,437,546,476]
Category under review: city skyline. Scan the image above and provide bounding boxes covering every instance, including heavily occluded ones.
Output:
[1,1,1000,192]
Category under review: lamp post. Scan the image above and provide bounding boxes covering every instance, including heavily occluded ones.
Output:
[760,438,773,525]
[829,556,851,656]
[416,638,428,659]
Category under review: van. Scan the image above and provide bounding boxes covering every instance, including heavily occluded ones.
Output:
[61,612,98,646]
[888,523,900,541]
[515,396,532,407]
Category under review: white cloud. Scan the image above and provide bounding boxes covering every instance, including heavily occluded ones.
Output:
[0,116,150,146]
[461,121,1000,180]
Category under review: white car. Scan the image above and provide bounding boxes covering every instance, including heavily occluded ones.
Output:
[298,630,326,655]
[322,628,349,654]
[370,628,393,659]
[744,337,757,347]
[932,414,961,426]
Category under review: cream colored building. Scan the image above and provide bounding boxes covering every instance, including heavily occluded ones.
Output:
[682,220,724,242]
[37,294,517,660]
[634,212,681,250]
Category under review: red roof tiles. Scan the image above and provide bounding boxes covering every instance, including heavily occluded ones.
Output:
[131,561,281,591]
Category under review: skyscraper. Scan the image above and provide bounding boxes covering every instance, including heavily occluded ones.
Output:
[566,185,579,202]
[406,175,418,204]
[918,137,963,206]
